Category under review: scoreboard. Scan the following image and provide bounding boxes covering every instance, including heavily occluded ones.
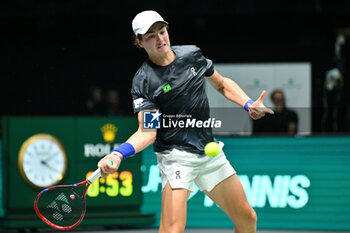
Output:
[0,116,154,230]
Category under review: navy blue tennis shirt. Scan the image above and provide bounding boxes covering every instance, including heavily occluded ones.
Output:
[131,45,215,154]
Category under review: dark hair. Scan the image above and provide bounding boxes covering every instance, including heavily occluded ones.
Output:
[132,23,169,48]
[270,89,284,101]
[132,34,143,47]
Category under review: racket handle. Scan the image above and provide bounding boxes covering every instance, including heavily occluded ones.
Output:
[87,168,101,184]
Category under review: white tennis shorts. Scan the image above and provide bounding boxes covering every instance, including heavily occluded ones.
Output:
[155,146,236,192]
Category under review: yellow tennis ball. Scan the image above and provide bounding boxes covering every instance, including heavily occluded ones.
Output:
[204,142,221,157]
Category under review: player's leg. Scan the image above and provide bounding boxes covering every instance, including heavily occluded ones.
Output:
[204,174,257,233]
[159,182,191,233]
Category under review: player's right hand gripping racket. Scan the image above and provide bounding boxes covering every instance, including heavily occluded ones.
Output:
[34,162,109,231]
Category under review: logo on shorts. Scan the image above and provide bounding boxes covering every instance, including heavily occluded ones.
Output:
[143,110,162,129]
[175,170,181,179]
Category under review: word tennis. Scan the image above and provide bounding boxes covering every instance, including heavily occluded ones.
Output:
[143,111,222,129]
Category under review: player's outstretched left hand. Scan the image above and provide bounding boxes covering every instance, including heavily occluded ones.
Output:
[248,90,274,120]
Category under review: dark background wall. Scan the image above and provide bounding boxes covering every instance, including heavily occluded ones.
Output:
[1,0,350,133]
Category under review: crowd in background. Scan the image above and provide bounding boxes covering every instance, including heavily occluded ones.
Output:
[1,0,350,135]
[80,86,127,117]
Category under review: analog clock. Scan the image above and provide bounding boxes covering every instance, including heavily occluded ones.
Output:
[18,134,67,189]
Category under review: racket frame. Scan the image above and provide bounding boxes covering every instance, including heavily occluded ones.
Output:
[34,168,101,230]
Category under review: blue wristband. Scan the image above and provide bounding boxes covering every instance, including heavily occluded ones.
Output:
[244,100,254,112]
[113,142,135,160]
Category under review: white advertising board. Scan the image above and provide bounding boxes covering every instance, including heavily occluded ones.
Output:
[206,63,311,135]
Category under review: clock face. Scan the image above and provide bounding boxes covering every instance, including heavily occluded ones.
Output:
[18,134,67,189]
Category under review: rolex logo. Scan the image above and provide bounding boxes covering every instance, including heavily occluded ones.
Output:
[101,123,118,143]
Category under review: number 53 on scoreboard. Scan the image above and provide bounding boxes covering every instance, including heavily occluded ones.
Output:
[85,170,133,198]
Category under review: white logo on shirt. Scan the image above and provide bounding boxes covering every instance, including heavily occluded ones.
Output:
[133,98,144,108]
[191,67,198,76]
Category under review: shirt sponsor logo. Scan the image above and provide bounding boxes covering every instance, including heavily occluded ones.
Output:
[190,67,198,76]
[133,98,144,108]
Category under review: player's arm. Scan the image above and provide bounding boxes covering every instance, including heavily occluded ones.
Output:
[97,110,157,175]
[206,70,274,119]
[126,110,157,152]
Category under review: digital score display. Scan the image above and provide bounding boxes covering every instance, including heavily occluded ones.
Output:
[86,170,133,198]
[76,118,143,207]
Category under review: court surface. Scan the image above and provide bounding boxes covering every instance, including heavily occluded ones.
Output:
[10,228,349,233]
[83,230,350,233]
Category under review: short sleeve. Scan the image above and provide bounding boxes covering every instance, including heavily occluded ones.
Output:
[131,75,157,113]
[195,46,214,77]
[205,58,214,76]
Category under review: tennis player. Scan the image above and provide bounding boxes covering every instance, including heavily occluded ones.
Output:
[98,10,274,233]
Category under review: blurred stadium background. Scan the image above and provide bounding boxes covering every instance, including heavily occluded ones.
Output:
[1,1,350,232]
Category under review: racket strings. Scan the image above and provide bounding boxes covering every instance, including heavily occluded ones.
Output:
[37,188,85,226]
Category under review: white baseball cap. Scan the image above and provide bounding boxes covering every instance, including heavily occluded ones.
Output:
[132,10,168,36]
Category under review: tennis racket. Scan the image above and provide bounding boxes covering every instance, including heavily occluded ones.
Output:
[34,161,111,230]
